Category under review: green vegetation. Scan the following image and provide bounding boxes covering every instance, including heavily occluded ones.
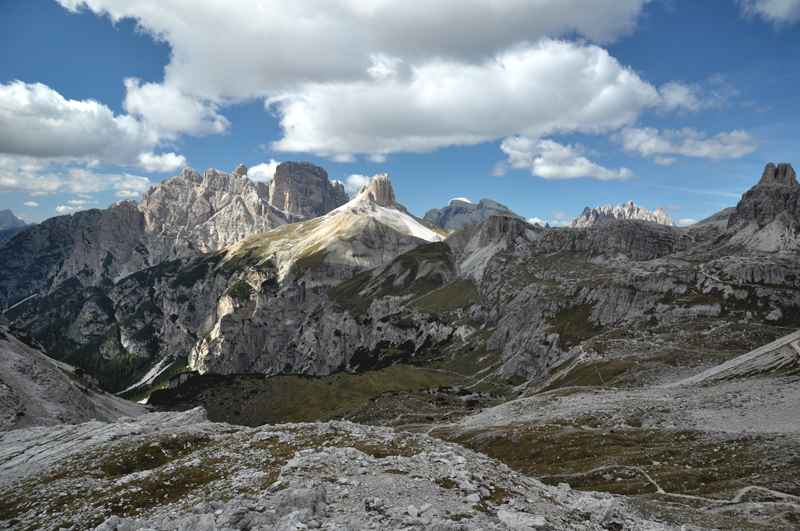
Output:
[119,355,192,402]
[170,254,223,288]
[329,242,455,316]
[225,281,254,300]
[149,364,452,426]
[292,250,329,279]
[546,301,602,350]
[412,279,480,312]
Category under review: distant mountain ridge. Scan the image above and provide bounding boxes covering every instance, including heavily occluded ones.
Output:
[571,200,675,228]
[424,198,523,231]
[0,162,348,310]
[2,162,799,402]
[0,209,29,229]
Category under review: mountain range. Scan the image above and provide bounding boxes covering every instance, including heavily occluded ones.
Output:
[571,201,675,228]
[1,162,799,530]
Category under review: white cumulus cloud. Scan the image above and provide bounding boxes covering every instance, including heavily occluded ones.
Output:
[55,1,658,160]
[618,127,759,161]
[137,152,187,173]
[123,78,230,136]
[249,160,281,182]
[679,218,698,226]
[738,0,800,26]
[269,40,659,159]
[501,137,635,181]
[55,205,85,214]
[0,81,185,173]
[23,201,39,207]
[344,174,372,194]
[0,155,156,196]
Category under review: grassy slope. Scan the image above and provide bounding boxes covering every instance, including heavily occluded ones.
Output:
[148,364,453,426]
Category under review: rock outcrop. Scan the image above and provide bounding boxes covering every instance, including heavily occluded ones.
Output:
[571,200,675,228]
[354,173,397,208]
[424,198,524,231]
[0,407,675,531]
[727,162,800,228]
[267,161,348,218]
[0,162,349,309]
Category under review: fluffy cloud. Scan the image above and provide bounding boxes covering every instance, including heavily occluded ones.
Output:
[59,0,654,98]
[738,0,800,25]
[55,205,85,213]
[269,41,659,158]
[56,1,659,159]
[0,81,184,172]
[653,156,677,166]
[679,218,698,226]
[249,160,281,182]
[0,156,155,196]
[123,78,229,136]
[501,137,635,181]
[344,174,372,194]
[618,127,759,161]
[23,201,39,207]
[137,152,187,173]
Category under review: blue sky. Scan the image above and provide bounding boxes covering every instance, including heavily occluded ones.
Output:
[1,0,798,227]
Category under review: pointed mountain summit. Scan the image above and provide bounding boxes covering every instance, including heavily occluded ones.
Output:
[0,209,28,229]
[759,162,797,186]
[571,201,675,228]
[424,198,523,231]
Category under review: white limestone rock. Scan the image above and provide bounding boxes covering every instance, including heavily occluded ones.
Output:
[571,201,676,228]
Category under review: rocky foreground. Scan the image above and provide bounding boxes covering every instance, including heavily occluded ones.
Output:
[1,407,694,531]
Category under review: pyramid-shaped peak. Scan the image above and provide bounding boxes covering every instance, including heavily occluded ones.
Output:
[759,163,797,186]
[357,173,396,207]
[232,163,248,176]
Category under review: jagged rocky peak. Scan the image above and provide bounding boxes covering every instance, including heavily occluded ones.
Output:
[571,200,675,228]
[424,197,523,231]
[268,161,349,218]
[759,162,797,186]
[180,166,203,184]
[728,162,800,229]
[232,163,248,176]
[355,173,397,207]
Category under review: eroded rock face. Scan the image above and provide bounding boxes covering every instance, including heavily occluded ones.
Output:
[727,162,800,228]
[0,162,349,309]
[353,173,397,208]
[267,161,349,218]
[760,162,797,186]
[572,201,675,228]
